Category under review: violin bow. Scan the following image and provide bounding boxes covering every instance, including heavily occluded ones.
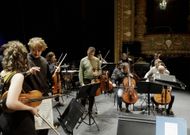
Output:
[37,112,60,135]
[54,53,67,74]
[57,52,63,64]
[103,50,110,61]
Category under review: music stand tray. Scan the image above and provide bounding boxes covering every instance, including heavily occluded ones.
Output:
[76,83,100,131]
[77,83,100,98]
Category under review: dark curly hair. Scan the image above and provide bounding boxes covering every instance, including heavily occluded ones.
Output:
[2,40,29,72]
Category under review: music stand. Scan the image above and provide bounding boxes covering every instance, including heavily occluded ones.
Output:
[76,83,100,131]
[57,98,85,135]
[137,81,163,115]
[101,63,116,77]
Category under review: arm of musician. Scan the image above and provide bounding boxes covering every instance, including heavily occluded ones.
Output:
[6,73,39,116]
[29,66,40,75]
[54,65,61,73]
[97,60,102,76]
[78,61,84,86]
[144,68,154,79]
[165,69,170,75]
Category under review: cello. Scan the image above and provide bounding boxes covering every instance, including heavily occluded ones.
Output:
[121,63,138,104]
[153,87,171,104]
[52,53,67,95]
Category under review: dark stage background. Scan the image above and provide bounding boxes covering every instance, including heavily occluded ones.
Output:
[0,0,114,66]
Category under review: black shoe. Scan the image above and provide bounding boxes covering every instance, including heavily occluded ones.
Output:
[155,107,162,113]
[57,102,64,106]
[119,108,122,112]
[125,109,131,113]
[167,110,174,116]
[54,122,60,128]
[118,105,122,111]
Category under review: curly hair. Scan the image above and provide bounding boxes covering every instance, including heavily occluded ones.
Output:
[2,40,29,72]
[28,37,48,51]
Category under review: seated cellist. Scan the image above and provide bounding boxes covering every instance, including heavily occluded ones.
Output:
[111,63,137,113]
[150,65,175,116]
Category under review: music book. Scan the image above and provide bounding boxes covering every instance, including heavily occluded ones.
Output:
[154,74,177,82]
[156,116,187,135]
[35,99,54,130]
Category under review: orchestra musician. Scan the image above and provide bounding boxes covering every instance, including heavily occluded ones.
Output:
[78,46,102,113]
[150,52,162,68]
[151,65,175,116]
[0,41,38,135]
[144,59,169,80]
[111,63,136,113]
[25,37,52,135]
[144,58,174,116]
[46,51,64,106]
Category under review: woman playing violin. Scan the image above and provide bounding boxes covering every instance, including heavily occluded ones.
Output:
[0,41,38,135]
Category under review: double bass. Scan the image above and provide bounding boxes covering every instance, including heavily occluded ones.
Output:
[52,53,67,95]
[121,63,138,104]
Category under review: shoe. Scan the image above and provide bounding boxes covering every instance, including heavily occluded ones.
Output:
[125,109,131,113]
[155,107,162,113]
[55,102,64,107]
[167,110,174,116]
[54,122,60,128]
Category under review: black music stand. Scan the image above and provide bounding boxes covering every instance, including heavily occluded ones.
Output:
[102,63,116,77]
[76,83,100,131]
[57,98,85,135]
[137,81,163,115]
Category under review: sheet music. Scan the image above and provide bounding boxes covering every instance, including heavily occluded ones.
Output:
[165,122,178,135]
[154,74,176,82]
[156,116,187,135]
[35,99,54,130]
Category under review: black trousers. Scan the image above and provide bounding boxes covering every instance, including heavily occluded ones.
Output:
[36,129,49,135]
[80,79,95,112]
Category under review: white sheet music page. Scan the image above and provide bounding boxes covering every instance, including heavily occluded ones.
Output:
[35,99,54,130]
[156,116,187,135]
[165,122,178,135]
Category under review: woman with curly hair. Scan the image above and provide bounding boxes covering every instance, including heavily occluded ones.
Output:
[0,40,38,135]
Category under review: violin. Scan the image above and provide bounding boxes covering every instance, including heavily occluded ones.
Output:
[1,90,60,112]
[52,53,67,95]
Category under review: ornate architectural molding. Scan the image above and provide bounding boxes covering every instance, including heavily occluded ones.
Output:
[114,0,133,63]
[142,34,190,57]
[115,0,190,60]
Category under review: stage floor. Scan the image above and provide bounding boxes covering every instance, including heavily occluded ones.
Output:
[49,89,190,135]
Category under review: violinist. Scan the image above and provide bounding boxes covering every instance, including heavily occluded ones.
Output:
[78,46,102,113]
[25,37,52,135]
[0,41,38,135]
[46,52,64,106]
